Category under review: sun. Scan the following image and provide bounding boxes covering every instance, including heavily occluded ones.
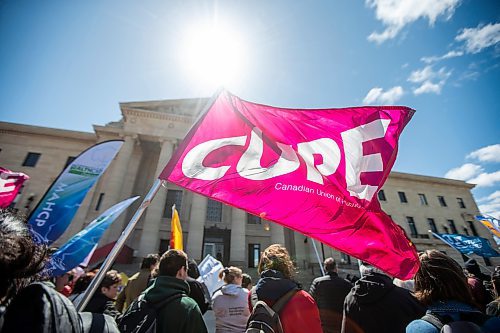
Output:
[179,22,247,90]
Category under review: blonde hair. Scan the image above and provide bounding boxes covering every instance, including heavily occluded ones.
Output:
[218,266,243,284]
[258,244,295,279]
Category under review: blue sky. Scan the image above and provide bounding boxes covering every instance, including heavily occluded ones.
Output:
[0,0,499,217]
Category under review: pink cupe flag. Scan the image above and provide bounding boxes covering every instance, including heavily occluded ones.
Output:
[0,167,29,208]
[159,90,419,279]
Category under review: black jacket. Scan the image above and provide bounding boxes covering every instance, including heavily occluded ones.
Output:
[341,272,424,333]
[83,292,121,319]
[309,272,352,333]
[186,277,209,314]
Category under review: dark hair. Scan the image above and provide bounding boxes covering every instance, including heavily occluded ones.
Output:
[141,253,159,270]
[99,270,121,289]
[414,250,475,306]
[324,257,336,273]
[492,266,500,296]
[0,209,48,305]
[187,259,200,279]
[218,266,242,284]
[241,273,252,289]
[258,244,295,279]
[71,271,96,295]
[158,249,188,277]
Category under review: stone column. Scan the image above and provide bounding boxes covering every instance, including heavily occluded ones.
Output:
[294,232,309,270]
[137,139,174,257]
[230,208,246,266]
[270,222,285,245]
[187,194,208,261]
[101,134,137,243]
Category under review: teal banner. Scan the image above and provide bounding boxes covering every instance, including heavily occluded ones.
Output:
[28,140,123,244]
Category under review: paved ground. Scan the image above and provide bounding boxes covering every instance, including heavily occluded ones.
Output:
[203,310,216,333]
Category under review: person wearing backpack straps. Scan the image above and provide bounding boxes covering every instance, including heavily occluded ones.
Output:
[406,250,500,333]
[138,249,207,333]
[247,244,323,333]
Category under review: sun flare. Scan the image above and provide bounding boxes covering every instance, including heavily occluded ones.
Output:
[180,23,247,89]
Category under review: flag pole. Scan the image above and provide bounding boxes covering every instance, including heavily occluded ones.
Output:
[429,230,493,274]
[76,179,163,311]
[311,239,326,276]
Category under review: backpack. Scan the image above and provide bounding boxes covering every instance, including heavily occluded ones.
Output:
[245,288,298,333]
[422,311,490,333]
[117,292,182,333]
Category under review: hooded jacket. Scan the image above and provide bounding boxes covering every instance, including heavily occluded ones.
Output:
[341,272,424,333]
[143,275,207,333]
[212,283,250,333]
[250,270,323,333]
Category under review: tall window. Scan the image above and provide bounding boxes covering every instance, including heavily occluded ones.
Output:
[159,239,170,254]
[22,152,41,167]
[443,226,450,234]
[341,252,351,265]
[398,191,408,203]
[457,198,466,209]
[447,219,458,234]
[248,244,261,268]
[418,193,428,206]
[438,196,447,207]
[247,213,262,224]
[163,190,183,218]
[206,199,222,222]
[95,193,105,211]
[427,218,438,233]
[463,227,469,236]
[406,216,418,237]
[467,221,479,236]
[378,190,386,201]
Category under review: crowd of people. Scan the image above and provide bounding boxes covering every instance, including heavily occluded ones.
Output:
[1,208,500,333]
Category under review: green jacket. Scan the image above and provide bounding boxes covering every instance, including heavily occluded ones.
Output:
[144,276,208,333]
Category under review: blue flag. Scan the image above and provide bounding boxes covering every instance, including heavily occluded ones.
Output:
[432,232,500,257]
[28,140,123,244]
[45,196,139,277]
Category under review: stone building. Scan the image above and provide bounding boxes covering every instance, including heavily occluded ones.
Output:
[1,97,498,276]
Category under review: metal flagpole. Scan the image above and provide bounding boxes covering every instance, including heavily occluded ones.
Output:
[76,179,162,311]
[76,87,224,311]
[429,230,493,274]
[312,239,326,276]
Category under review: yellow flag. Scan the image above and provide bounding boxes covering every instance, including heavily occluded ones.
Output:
[170,205,183,250]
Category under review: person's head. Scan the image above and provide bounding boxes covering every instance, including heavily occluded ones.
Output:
[187,259,200,279]
[358,261,386,277]
[141,253,159,271]
[0,209,47,305]
[71,271,96,295]
[99,270,121,300]
[414,250,475,306]
[258,244,295,279]
[241,273,252,290]
[491,266,500,297]
[464,258,482,277]
[158,249,188,280]
[324,257,337,274]
[218,266,243,285]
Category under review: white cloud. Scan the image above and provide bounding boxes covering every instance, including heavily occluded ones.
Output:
[414,81,443,95]
[478,190,500,203]
[468,171,500,187]
[408,66,452,95]
[456,22,500,54]
[366,0,460,43]
[478,191,500,219]
[445,163,483,180]
[363,86,404,104]
[421,50,464,64]
[467,144,500,163]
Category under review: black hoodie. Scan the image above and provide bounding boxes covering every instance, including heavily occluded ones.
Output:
[342,272,424,333]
